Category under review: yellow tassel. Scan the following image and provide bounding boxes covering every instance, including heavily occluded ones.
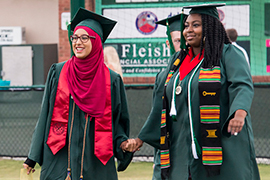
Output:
[65,173,71,180]
[65,168,71,180]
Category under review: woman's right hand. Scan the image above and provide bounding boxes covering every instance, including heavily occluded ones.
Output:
[227,109,247,136]
[23,163,35,175]
[121,138,144,152]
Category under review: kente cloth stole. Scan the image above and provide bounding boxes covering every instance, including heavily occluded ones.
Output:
[198,66,222,176]
[47,63,113,165]
[160,58,181,180]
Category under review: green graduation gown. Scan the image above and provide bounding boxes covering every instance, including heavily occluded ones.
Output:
[139,44,260,180]
[28,62,132,180]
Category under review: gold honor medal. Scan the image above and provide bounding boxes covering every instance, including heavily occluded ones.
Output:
[175,76,182,95]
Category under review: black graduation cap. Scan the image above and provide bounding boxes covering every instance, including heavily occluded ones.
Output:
[155,13,188,54]
[155,13,187,33]
[70,7,117,43]
[183,3,225,19]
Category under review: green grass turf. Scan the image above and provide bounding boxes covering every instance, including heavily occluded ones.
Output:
[0,159,269,180]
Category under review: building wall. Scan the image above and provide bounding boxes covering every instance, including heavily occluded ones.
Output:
[0,0,58,44]
[0,0,95,63]
[0,0,141,84]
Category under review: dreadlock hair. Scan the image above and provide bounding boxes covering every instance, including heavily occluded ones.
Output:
[200,14,231,68]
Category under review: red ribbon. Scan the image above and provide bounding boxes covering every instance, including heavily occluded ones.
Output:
[179,48,204,80]
[94,67,113,165]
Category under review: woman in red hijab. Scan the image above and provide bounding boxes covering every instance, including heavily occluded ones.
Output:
[23,8,134,180]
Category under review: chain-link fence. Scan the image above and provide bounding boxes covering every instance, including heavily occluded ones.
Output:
[0,88,44,156]
[0,85,269,159]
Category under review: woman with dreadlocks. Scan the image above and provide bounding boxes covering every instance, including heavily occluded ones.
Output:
[131,3,260,180]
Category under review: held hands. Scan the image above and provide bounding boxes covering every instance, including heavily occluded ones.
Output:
[23,163,35,175]
[227,109,247,136]
[120,138,144,152]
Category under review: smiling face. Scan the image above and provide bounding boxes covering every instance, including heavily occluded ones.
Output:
[72,28,93,59]
[183,14,203,55]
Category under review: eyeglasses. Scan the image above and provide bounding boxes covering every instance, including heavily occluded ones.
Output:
[70,34,96,43]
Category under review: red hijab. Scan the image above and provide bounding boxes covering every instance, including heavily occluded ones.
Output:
[66,26,106,117]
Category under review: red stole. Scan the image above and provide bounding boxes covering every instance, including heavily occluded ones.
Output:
[179,48,205,80]
[94,66,113,165]
[47,63,113,165]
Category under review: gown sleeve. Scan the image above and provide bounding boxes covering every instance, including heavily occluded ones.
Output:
[138,52,181,149]
[27,64,58,166]
[110,72,133,171]
[138,71,165,149]
[220,44,254,136]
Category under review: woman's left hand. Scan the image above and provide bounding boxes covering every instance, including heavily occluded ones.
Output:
[227,109,247,136]
[23,163,35,175]
[120,139,137,152]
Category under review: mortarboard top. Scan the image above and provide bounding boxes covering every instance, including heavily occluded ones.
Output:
[155,13,188,54]
[183,3,225,20]
[156,13,188,32]
[70,7,117,43]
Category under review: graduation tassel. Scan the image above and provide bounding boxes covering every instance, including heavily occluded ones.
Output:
[169,72,179,120]
[191,141,199,159]
[169,101,177,120]
[65,168,71,180]
[67,23,74,57]
[180,10,187,50]
[65,173,71,180]
[166,19,175,55]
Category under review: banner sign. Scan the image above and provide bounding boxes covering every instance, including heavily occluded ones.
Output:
[0,27,26,45]
[102,0,248,5]
[105,42,171,75]
[103,5,250,38]
[103,7,184,38]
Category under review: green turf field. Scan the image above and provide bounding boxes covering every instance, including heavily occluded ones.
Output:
[0,159,269,180]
